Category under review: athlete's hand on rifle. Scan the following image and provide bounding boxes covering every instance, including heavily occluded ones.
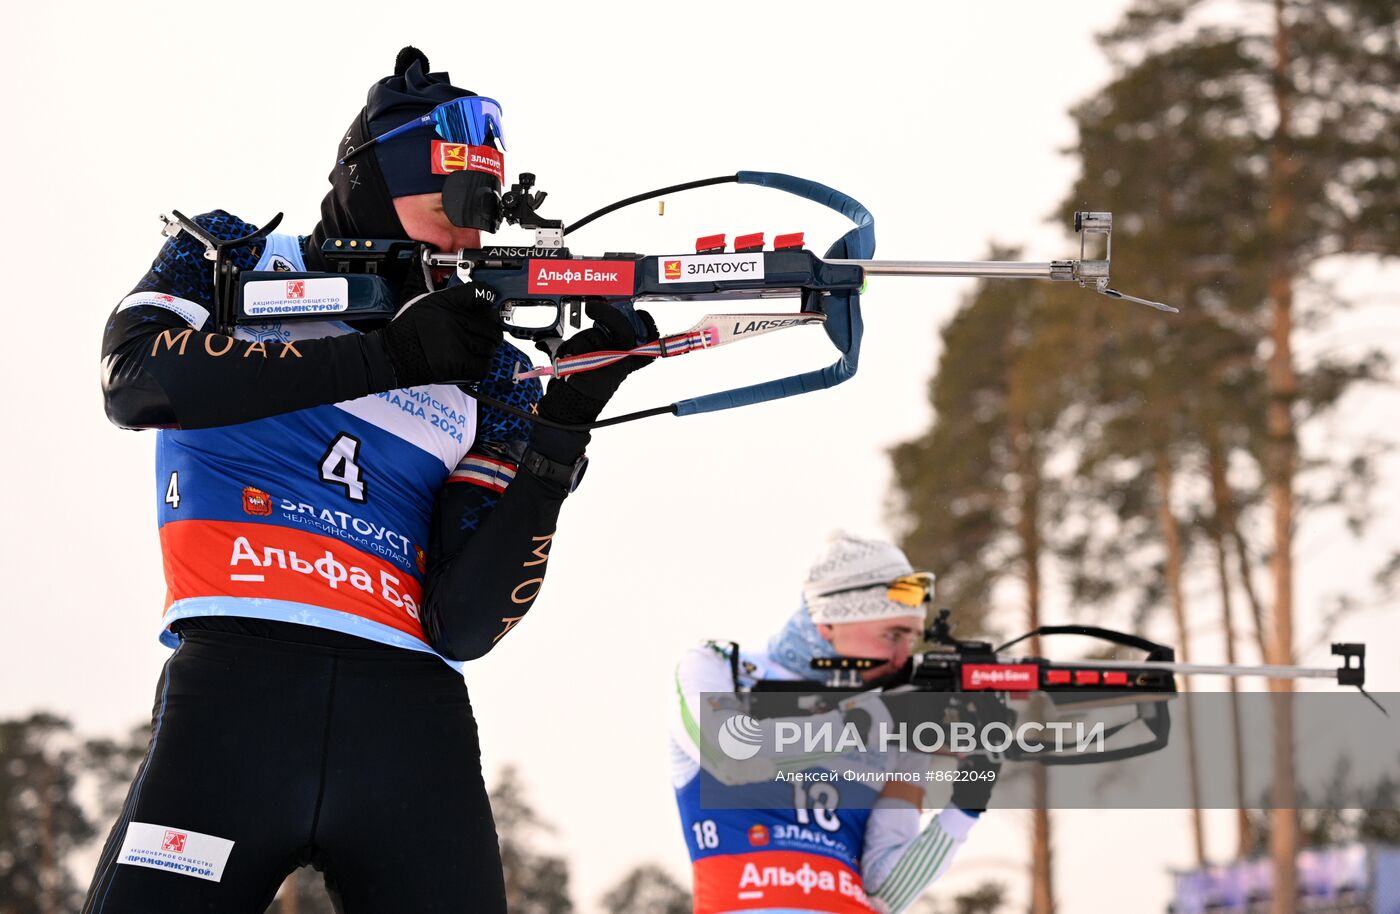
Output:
[949,694,1013,814]
[379,282,504,387]
[950,754,1000,815]
[537,302,659,425]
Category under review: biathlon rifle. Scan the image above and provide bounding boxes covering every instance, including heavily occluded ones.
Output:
[164,171,1175,430]
[751,609,1376,766]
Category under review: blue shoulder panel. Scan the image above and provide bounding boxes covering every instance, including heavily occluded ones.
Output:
[132,211,263,304]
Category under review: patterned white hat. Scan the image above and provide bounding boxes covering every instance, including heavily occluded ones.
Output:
[802,531,934,624]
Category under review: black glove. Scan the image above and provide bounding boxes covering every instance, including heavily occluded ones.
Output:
[379,282,503,388]
[536,302,658,426]
[950,753,1001,814]
[948,693,1013,814]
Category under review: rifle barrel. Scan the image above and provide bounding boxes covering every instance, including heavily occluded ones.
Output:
[828,259,1064,280]
[1064,658,1338,681]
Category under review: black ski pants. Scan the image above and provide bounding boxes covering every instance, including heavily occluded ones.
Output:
[82,629,507,913]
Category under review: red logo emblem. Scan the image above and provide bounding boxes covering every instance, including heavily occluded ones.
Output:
[162,830,188,853]
[242,486,273,517]
[415,545,427,575]
[431,141,504,182]
[748,824,769,846]
[286,280,306,299]
[663,260,682,280]
[157,294,174,303]
[432,141,468,175]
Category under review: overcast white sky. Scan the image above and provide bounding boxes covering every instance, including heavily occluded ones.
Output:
[2,2,1396,912]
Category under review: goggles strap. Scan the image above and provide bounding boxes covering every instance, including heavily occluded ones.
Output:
[340,97,503,165]
[815,573,934,607]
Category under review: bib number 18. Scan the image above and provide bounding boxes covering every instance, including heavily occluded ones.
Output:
[691,819,719,850]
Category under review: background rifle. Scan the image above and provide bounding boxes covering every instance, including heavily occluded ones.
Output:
[745,609,1372,766]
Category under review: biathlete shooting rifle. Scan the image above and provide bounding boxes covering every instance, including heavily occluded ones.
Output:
[158,94,1174,429]
[759,609,1377,766]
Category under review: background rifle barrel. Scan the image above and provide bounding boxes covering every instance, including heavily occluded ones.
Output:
[1063,658,1339,680]
[829,259,1059,279]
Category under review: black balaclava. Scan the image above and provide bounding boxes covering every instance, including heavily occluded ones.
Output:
[306,47,475,270]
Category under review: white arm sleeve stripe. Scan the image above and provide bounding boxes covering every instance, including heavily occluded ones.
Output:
[868,807,978,914]
[862,750,932,890]
[861,800,922,893]
[670,645,741,787]
[671,646,736,762]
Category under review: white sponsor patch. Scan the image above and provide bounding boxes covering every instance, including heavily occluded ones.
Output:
[244,277,348,316]
[656,252,765,284]
[116,822,235,882]
[118,292,211,330]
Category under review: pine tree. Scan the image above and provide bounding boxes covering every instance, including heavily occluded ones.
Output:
[491,765,574,914]
[599,862,691,914]
[81,722,148,837]
[1067,4,1397,903]
[0,714,96,914]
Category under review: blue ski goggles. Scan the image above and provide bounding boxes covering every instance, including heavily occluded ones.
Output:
[341,95,505,163]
